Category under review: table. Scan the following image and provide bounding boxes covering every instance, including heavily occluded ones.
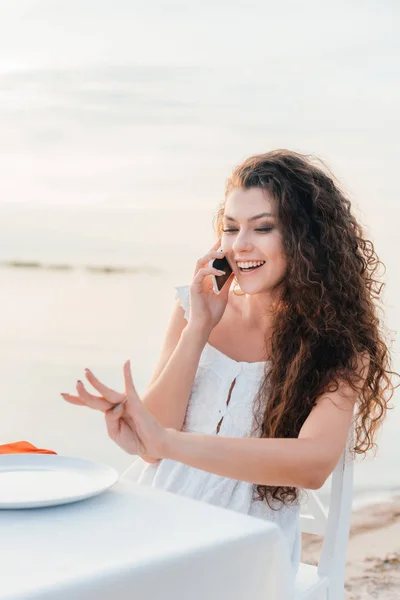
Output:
[0,479,294,600]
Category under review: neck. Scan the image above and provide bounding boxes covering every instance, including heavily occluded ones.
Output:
[239,290,277,332]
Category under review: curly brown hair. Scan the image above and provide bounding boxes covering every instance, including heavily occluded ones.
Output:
[213,149,399,510]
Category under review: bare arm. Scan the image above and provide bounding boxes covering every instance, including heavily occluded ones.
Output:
[140,300,209,462]
[138,245,234,463]
[162,354,370,488]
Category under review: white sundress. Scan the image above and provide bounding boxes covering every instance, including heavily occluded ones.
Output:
[127,284,302,576]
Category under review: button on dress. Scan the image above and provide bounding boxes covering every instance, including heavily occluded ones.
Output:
[126,284,302,575]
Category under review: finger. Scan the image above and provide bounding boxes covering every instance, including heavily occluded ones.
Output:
[123,360,139,400]
[107,402,125,421]
[105,408,142,455]
[210,238,222,251]
[61,393,86,406]
[75,380,115,411]
[196,250,225,270]
[104,406,122,439]
[193,266,226,286]
[84,368,122,404]
[62,391,112,410]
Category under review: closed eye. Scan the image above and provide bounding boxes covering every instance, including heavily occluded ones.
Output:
[222,228,273,233]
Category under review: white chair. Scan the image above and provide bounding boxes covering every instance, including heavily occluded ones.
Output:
[119,455,148,482]
[294,427,354,600]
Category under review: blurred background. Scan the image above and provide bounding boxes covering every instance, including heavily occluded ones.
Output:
[0,0,398,507]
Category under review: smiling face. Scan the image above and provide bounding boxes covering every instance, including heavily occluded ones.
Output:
[220,187,287,295]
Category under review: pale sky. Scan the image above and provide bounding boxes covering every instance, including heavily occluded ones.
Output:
[0,1,396,70]
[0,0,398,210]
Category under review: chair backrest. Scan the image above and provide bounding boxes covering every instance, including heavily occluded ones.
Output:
[119,455,144,482]
[300,425,354,591]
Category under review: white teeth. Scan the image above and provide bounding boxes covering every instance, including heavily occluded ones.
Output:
[237,260,265,269]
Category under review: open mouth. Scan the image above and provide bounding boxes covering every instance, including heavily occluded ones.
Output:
[237,261,265,273]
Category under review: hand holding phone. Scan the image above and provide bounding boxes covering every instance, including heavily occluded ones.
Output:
[209,248,234,293]
[188,242,234,334]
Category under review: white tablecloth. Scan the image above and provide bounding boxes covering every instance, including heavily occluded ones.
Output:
[0,479,294,600]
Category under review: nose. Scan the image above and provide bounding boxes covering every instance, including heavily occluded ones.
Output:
[232,232,254,254]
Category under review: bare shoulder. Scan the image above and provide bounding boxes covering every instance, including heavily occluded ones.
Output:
[307,351,370,416]
[298,351,371,484]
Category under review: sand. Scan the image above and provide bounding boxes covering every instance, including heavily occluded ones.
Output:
[301,495,400,599]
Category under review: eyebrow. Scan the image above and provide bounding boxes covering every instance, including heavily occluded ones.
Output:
[223,212,274,222]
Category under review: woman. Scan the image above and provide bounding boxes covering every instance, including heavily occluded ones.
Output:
[62,149,397,576]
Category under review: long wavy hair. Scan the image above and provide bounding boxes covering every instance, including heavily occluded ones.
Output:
[213,149,399,509]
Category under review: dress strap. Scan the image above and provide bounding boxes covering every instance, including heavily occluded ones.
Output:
[174,285,191,322]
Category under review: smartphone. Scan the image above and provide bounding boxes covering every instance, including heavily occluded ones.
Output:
[209,251,233,293]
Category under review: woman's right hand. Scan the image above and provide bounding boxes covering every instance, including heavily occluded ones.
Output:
[188,239,235,335]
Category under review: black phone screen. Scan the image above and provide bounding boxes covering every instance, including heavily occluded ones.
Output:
[212,256,233,291]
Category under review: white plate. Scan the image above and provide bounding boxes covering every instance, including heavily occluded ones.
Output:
[0,454,119,509]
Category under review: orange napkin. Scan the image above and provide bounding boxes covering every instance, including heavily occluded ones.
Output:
[0,441,57,455]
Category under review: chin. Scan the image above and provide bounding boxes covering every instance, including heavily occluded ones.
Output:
[236,279,270,295]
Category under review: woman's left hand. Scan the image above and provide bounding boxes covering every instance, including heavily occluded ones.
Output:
[61,361,170,460]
